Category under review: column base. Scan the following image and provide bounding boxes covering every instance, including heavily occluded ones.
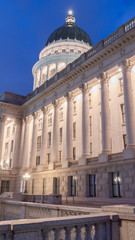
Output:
[123,147,135,159]
[62,160,69,168]
[98,152,109,163]
[48,162,55,170]
[11,168,19,175]
[78,155,89,166]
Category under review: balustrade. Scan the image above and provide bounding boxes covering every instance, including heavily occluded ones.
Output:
[0,214,116,240]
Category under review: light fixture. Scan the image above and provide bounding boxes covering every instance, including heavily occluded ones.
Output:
[68,10,73,15]
[7,117,11,121]
[23,173,31,180]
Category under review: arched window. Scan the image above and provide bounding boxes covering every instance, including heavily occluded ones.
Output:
[41,66,47,83]
[57,62,66,72]
[48,63,56,79]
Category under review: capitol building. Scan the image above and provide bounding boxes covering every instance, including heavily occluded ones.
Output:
[0,12,135,203]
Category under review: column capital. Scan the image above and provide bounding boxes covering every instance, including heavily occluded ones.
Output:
[14,118,22,125]
[97,72,109,82]
[79,82,89,93]
[121,58,133,72]
[52,99,59,107]
[64,92,74,101]
[41,106,48,114]
[0,115,6,122]
[32,112,38,120]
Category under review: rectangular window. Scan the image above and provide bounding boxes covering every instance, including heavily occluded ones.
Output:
[47,153,50,163]
[59,108,63,120]
[121,104,125,123]
[38,118,42,130]
[89,93,92,107]
[6,127,10,138]
[32,179,35,194]
[12,124,15,134]
[5,143,8,155]
[37,136,41,150]
[48,113,52,125]
[73,122,76,139]
[59,151,62,162]
[119,78,123,93]
[73,147,76,160]
[89,116,92,135]
[112,172,122,197]
[1,181,10,193]
[43,178,46,195]
[73,101,76,114]
[53,177,60,194]
[59,128,63,142]
[36,156,40,166]
[90,143,92,155]
[69,176,77,196]
[70,49,74,52]
[48,132,51,147]
[9,159,12,168]
[88,175,96,197]
[10,140,14,153]
[123,134,127,149]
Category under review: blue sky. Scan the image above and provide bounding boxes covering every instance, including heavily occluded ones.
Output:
[0,0,135,96]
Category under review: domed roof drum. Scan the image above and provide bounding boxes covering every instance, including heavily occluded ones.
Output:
[46,12,93,47]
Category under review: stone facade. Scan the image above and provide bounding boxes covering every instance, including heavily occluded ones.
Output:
[0,16,135,203]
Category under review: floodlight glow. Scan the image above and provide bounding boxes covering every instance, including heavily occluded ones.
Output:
[68,10,73,15]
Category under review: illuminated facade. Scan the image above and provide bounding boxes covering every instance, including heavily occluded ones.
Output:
[0,14,135,202]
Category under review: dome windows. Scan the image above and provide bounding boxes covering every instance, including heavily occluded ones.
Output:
[58,62,66,72]
[48,63,56,79]
[41,66,47,84]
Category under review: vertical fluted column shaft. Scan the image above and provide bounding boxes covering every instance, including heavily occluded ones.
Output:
[52,100,59,162]
[81,83,89,156]
[22,118,30,169]
[12,119,22,169]
[122,59,135,147]
[40,106,48,165]
[99,72,111,153]
[0,116,5,162]
[66,92,73,160]
[30,113,38,168]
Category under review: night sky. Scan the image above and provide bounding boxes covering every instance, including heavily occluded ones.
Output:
[0,0,135,96]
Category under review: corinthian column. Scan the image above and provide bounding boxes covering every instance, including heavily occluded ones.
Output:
[12,119,22,171]
[65,92,73,161]
[52,100,59,163]
[40,106,48,168]
[21,117,30,169]
[79,83,90,165]
[98,73,111,162]
[30,112,38,169]
[122,59,135,158]
[0,116,5,164]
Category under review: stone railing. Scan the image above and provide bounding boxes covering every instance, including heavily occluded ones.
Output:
[0,200,100,221]
[25,17,135,103]
[108,152,123,161]
[0,213,119,240]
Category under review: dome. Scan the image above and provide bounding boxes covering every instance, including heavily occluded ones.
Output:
[46,12,93,47]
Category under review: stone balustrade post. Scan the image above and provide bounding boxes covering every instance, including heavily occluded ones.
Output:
[98,72,112,162]
[65,92,74,162]
[30,112,38,169]
[121,59,135,158]
[79,83,90,165]
[40,106,48,169]
[12,118,22,171]
[85,225,91,240]
[75,225,82,240]
[65,227,71,240]
[0,116,5,164]
[54,228,61,240]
